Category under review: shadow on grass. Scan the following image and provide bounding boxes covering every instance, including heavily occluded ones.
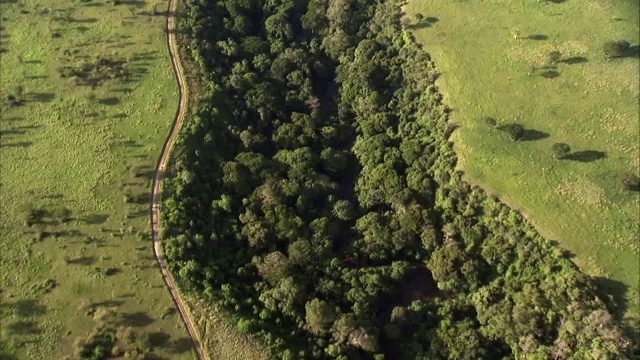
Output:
[98,97,120,106]
[559,56,588,64]
[540,70,560,79]
[91,300,124,308]
[6,321,41,335]
[591,277,628,319]
[119,311,154,327]
[28,92,55,103]
[11,299,47,317]
[171,337,195,354]
[565,150,607,162]
[627,45,640,58]
[2,141,33,148]
[83,213,109,224]
[65,256,96,265]
[520,129,550,141]
[149,331,171,347]
[406,17,439,30]
[526,34,548,40]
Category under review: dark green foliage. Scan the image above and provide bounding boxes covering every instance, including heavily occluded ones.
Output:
[161,0,631,358]
[552,142,571,159]
[484,117,496,128]
[500,123,524,141]
[603,40,631,58]
[548,50,562,64]
[621,172,640,191]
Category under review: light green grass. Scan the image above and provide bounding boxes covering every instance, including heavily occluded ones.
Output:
[405,0,639,322]
[183,297,266,360]
[0,0,196,358]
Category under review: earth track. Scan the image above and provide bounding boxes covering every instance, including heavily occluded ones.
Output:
[151,0,205,359]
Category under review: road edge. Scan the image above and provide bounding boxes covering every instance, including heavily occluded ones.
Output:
[150,0,206,359]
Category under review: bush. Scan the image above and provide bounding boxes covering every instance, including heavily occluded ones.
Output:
[500,123,524,141]
[603,40,630,58]
[621,173,640,191]
[551,143,571,159]
[484,117,497,128]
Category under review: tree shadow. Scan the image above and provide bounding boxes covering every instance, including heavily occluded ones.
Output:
[2,141,33,148]
[98,97,120,106]
[11,299,46,317]
[540,70,560,79]
[116,0,147,7]
[113,113,128,119]
[6,321,42,335]
[406,17,439,29]
[170,337,195,354]
[559,56,588,64]
[67,18,98,24]
[149,331,171,348]
[83,213,109,224]
[565,150,607,162]
[28,92,55,103]
[525,34,548,40]
[626,45,640,58]
[591,277,628,319]
[91,300,124,308]
[546,0,566,3]
[520,129,550,141]
[119,311,154,327]
[65,256,96,265]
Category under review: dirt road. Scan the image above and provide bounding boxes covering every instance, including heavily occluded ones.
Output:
[151,0,205,359]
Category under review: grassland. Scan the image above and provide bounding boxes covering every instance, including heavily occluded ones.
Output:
[0,0,196,358]
[405,0,639,323]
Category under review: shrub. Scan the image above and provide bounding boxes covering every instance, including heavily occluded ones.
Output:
[621,173,640,191]
[551,143,571,159]
[484,117,497,128]
[603,40,630,58]
[500,123,524,141]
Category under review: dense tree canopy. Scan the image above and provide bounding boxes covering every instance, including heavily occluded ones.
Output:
[162,0,632,358]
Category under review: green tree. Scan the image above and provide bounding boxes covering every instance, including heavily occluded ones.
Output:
[305,298,337,335]
[500,123,524,141]
[603,40,630,58]
[621,172,640,191]
[332,200,356,221]
[551,143,571,160]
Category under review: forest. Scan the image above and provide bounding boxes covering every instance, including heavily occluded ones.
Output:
[161,0,633,358]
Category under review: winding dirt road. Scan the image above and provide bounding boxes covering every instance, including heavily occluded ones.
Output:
[151,0,205,359]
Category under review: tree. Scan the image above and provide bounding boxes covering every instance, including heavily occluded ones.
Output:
[603,40,630,59]
[621,173,640,191]
[332,200,356,221]
[305,299,337,335]
[548,50,562,65]
[500,123,524,141]
[484,117,497,128]
[551,143,571,159]
[414,13,424,23]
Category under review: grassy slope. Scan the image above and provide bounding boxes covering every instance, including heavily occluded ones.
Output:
[405,0,639,321]
[0,0,195,358]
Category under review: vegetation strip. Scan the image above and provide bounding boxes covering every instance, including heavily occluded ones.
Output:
[151,0,205,358]
[160,0,634,358]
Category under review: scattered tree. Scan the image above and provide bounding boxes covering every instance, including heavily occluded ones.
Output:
[484,117,497,128]
[621,173,640,191]
[548,50,562,65]
[500,123,524,141]
[551,143,571,159]
[603,40,630,59]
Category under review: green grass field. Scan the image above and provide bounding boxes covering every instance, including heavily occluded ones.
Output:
[0,0,196,358]
[405,0,639,323]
